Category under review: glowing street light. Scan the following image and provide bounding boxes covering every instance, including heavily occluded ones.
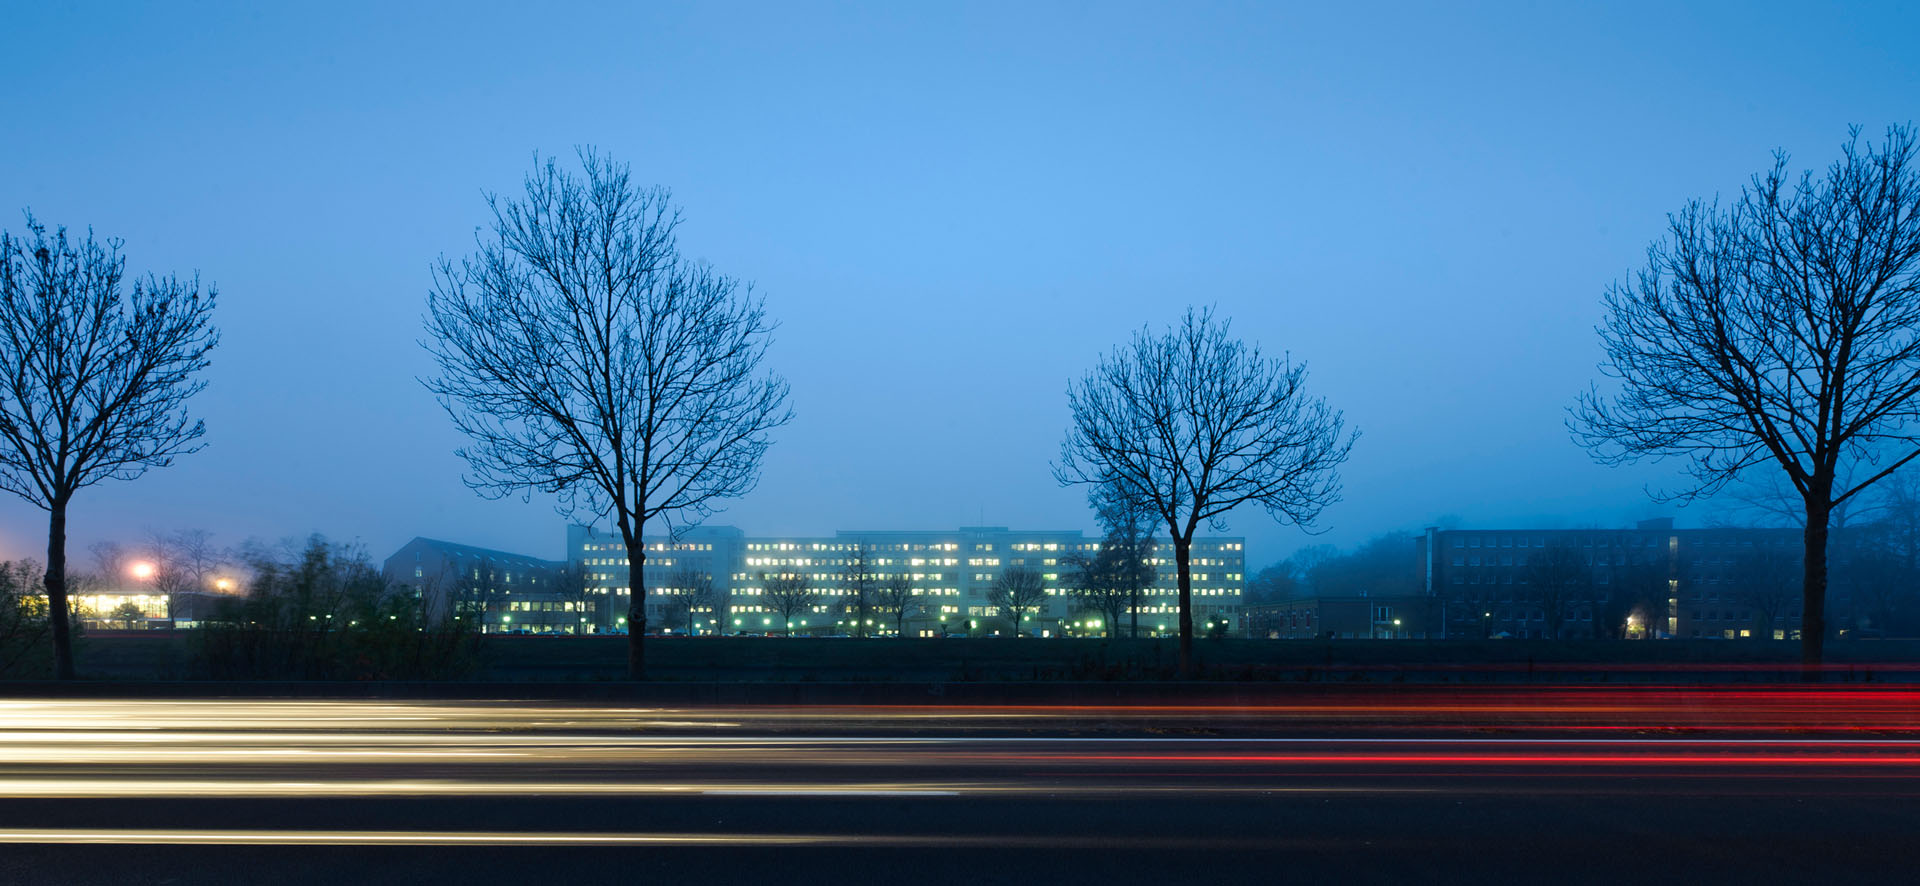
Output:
[128,561,167,629]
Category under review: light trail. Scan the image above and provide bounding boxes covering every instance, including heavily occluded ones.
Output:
[4,692,1918,880]
[0,694,1916,808]
[0,828,1339,849]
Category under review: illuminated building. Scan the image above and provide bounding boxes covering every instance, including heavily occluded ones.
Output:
[567,524,1246,637]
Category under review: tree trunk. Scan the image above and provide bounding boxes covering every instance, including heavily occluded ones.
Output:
[45,496,75,680]
[1174,534,1193,677]
[620,523,648,680]
[1129,589,1139,639]
[1801,497,1831,679]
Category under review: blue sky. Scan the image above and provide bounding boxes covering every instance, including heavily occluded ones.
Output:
[1,1,1916,568]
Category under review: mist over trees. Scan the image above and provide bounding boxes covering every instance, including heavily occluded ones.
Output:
[1058,307,1354,673]
[0,214,219,679]
[1524,544,1594,640]
[1574,126,1920,670]
[424,150,792,678]
[1246,532,1421,603]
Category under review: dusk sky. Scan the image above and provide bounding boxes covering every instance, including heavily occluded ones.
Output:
[2,1,1916,570]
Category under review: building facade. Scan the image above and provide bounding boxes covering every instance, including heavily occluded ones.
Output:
[568,524,1246,638]
[1246,596,1434,640]
[381,537,580,633]
[1419,519,1814,640]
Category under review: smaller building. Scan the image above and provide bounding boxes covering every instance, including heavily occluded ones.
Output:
[69,588,174,630]
[381,538,584,634]
[1246,596,1435,640]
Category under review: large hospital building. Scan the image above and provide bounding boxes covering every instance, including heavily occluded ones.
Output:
[567,524,1246,637]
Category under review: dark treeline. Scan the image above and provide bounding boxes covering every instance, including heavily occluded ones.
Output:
[191,536,480,680]
[1245,532,1423,604]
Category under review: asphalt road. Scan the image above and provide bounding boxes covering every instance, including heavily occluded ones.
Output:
[1,688,1917,885]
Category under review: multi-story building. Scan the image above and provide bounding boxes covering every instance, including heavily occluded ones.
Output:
[382,537,581,633]
[1418,519,1814,640]
[567,524,1246,637]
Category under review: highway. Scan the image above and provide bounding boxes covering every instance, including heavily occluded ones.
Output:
[1,687,1917,884]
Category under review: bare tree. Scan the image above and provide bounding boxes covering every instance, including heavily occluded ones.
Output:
[1057,307,1355,672]
[166,528,224,588]
[1062,549,1124,639]
[548,564,598,633]
[144,528,215,625]
[1524,544,1591,640]
[1603,542,1687,640]
[759,571,816,637]
[1089,482,1157,639]
[88,540,129,585]
[839,543,878,637]
[0,215,218,679]
[988,566,1047,638]
[690,571,724,637]
[1710,464,1879,531]
[669,566,718,636]
[1730,547,1802,640]
[424,151,792,678]
[1574,126,1920,671]
[659,593,692,637]
[1869,469,1920,574]
[1063,504,1153,642]
[876,572,915,637]
[1244,561,1301,605]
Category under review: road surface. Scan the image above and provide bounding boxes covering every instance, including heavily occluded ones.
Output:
[1,687,1916,884]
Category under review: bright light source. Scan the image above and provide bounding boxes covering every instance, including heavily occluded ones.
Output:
[129,561,156,581]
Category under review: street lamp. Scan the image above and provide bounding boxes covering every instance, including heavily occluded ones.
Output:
[129,561,160,629]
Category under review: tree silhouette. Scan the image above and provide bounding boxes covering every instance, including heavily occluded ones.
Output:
[759,572,816,637]
[425,150,791,678]
[839,543,878,637]
[988,566,1047,638]
[1058,307,1353,673]
[0,215,218,679]
[876,572,915,637]
[1575,126,1920,671]
[1524,544,1591,640]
